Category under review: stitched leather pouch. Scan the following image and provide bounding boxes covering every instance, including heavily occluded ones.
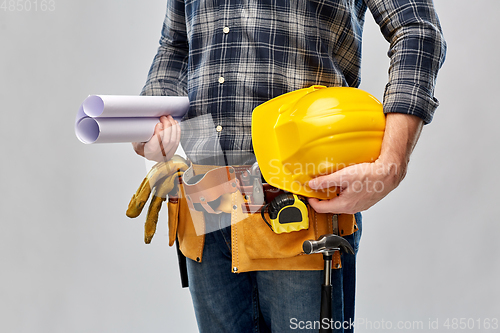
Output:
[242,205,321,259]
[170,184,357,273]
[229,190,356,273]
[169,184,205,263]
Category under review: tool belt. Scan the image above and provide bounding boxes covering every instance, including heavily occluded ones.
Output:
[169,162,358,274]
[181,163,282,214]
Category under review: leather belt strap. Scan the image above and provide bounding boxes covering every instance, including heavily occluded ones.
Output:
[191,164,253,177]
[182,164,239,214]
[182,163,285,214]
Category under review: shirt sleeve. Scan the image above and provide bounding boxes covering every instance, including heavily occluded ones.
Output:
[366,0,447,124]
[141,0,189,97]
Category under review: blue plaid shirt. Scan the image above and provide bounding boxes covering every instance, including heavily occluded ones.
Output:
[141,0,446,165]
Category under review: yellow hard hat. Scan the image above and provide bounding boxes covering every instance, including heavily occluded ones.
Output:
[252,85,386,199]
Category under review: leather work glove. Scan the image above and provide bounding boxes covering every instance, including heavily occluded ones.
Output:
[126,155,189,243]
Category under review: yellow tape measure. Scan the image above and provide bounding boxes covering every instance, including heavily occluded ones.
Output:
[261,193,309,234]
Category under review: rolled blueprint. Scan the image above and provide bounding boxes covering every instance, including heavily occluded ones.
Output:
[75,95,189,144]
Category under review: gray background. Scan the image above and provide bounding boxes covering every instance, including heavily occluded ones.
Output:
[1,1,498,332]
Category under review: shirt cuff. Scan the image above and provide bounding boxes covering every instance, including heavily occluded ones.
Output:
[383,82,440,125]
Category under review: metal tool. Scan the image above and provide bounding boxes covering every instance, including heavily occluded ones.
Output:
[250,162,265,205]
[303,234,354,333]
[240,170,251,186]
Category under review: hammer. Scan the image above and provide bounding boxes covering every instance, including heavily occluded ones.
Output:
[303,234,354,333]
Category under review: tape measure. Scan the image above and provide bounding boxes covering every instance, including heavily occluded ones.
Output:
[261,193,309,234]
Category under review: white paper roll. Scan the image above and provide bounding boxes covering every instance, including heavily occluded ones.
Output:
[75,95,189,144]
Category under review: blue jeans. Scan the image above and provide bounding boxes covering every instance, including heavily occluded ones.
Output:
[186,212,362,333]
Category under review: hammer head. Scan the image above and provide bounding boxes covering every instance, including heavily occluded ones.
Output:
[303,234,354,255]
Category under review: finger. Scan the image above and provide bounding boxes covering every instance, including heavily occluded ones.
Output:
[160,116,174,139]
[160,123,174,159]
[158,117,178,159]
[164,115,176,143]
[169,119,180,149]
[156,133,167,158]
[159,115,170,129]
[175,120,181,143]
[143,132,162,162]
[309,168,351,190]
[308,197,337,214]
[173,120,181,150]
[145,117,178,162]
[167,121,181,160]
[154,121,163,135]
[164,118,178,154]
[308,196,351,214]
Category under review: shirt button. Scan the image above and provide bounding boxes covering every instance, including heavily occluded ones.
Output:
[216,125,223,132]
[218,76,225,84]
[223,26,230,34]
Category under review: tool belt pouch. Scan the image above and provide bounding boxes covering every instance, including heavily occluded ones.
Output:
[242,207,330,260]
[167,182,206,263]
[243,210,357,257]
[168,164,358,273]
[230,189,358,273]
[168,165,241,264]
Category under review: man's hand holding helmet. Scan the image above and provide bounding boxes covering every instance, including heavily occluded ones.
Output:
[252,86,424,214]
[308,113,423,214]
